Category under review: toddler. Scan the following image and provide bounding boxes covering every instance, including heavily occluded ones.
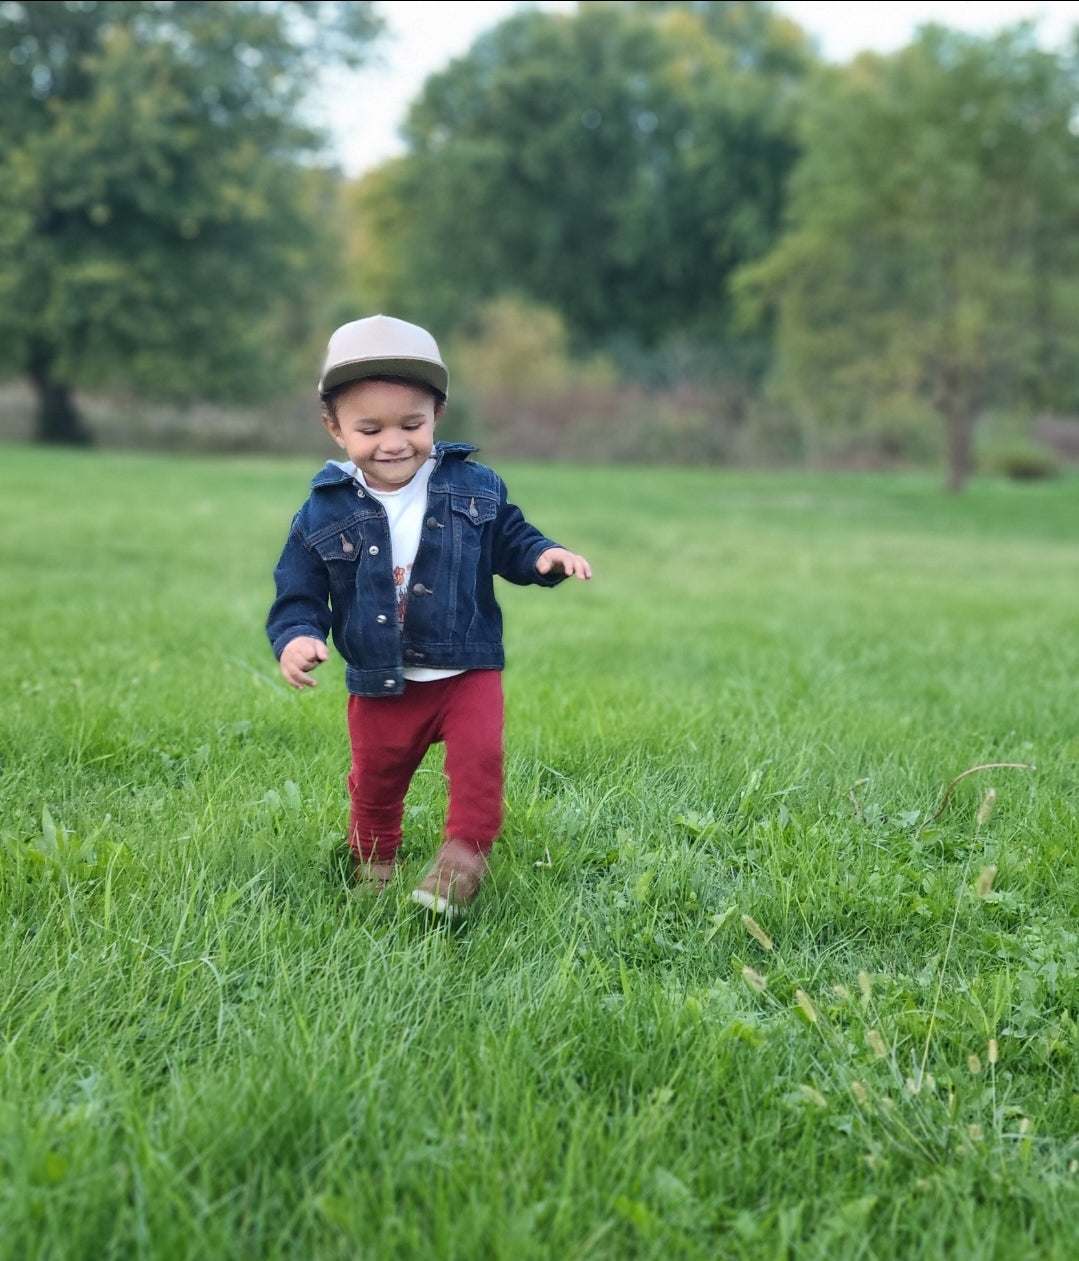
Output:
[267,315,591,919]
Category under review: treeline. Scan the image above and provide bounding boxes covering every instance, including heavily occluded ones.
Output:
[3,2,1079,488]
[350,1,1079,489]
[0,0,381,443]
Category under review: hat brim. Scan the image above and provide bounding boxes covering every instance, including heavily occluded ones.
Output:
[319,355,449,397]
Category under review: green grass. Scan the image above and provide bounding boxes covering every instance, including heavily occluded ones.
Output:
[2,446,1079,1259]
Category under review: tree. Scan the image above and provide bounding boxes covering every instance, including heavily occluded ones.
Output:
[350,1,813,372]
[737,24,1079,490]
[0,0,380,444]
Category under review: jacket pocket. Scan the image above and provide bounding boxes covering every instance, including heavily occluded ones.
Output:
[449,493,497,549]
[312,527,363,564]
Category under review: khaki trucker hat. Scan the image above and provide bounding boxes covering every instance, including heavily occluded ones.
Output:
[318,314,449,397]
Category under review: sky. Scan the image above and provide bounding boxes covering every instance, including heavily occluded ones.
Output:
[316,1,1079,177]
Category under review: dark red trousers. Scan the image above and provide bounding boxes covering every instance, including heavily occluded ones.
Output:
[347,669,504,864]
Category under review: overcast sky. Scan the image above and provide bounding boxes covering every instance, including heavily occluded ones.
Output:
[315,1,1079,177]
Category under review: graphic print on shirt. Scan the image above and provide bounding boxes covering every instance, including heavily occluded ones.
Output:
[393,565,409,624]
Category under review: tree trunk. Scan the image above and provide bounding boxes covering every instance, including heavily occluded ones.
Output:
[935,349,979,493]
[943,406,975,493]
[28,344,93,446]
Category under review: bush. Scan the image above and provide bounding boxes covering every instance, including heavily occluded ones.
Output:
[987,446,1061,481]
[450,299,759,464]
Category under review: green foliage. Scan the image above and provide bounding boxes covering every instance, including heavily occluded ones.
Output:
[446,296,614,454]
[352,1,813,362]
[986,445,1062,481]
[442,297,761,465]
[738,23,1079,490]
[4,448,1079,1255]
[0,1,380,440]
[453,298,615,395]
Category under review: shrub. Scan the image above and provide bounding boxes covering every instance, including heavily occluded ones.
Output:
[987,446,1061,481]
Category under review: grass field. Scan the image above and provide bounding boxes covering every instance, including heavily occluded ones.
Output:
[2,445,1079,1259]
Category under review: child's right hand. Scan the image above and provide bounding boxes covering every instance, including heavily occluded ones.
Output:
[279,637,329,689]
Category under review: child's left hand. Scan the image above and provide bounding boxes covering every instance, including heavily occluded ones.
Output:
[536,548,592,580]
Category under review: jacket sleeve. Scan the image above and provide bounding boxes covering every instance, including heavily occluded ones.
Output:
[490,477,566,588]
[266,515,333,658]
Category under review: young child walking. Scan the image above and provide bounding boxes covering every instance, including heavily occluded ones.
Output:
[267,315,592,919]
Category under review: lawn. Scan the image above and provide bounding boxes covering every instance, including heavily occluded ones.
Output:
[2,446,1078,1259]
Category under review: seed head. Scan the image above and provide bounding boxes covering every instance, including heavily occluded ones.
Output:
[975,865,997,897]
[741,964,768,993]
[794,988,818,1024]
[976,787,997,826]
[800,1084,827,1108]
[742,914,774,951]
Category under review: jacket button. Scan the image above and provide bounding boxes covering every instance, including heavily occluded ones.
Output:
[426,517,443,529]
[383,679,395,689]
[356,488,365,499]
[368,545,379,556]
[412,583,432,595]
[376,614,388,624]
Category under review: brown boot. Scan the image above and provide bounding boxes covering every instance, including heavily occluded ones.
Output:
[411,839,488,921]
[351,857,397,898]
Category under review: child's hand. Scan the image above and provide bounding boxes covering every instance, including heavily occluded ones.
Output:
[280,636,329,688]
[536,548,592,581]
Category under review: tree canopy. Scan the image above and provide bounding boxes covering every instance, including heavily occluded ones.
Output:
[0,0,380,442]
[737,23,1079,489]
[351,0,813,372]
[7,1,1077,479]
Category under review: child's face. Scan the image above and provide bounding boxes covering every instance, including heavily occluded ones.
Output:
[323,378,442,491]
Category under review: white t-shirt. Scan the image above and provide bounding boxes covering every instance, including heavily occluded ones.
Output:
[339,458,463,682]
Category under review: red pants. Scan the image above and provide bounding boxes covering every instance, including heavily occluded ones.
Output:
[347,670,504,864]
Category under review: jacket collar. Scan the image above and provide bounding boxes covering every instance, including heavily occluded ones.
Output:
[309,441,478,491]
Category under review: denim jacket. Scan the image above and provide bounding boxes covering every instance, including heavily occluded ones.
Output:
[267,443,565,696]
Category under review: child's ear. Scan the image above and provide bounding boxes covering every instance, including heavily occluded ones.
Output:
[321,410,345,446]
[434,401,447,422]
